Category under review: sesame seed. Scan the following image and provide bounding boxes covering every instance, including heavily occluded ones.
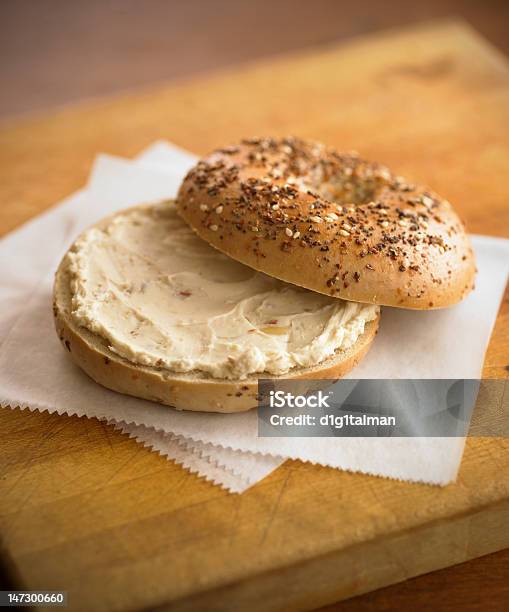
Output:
[336,205,343,213]
[251,226,259,232]
[210,224,218,232]
[379,209,388,215]
[422,195,434,207]
[342,223,352,231]
[398,219,408,227]
[381,220,389,228]
[272,204,279,210]
[347,206,355,213]
[339,229,350,237]
[200,204,209,212]
[327,212,339,220]
[421,221,429,229]
[215,205,223,214]
[293,231,301,240]
[310,215,323,223]
[285,228,294,237]
[415,244,423,252]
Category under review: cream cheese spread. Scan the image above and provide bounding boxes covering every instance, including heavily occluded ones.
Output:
[67,202,379,380]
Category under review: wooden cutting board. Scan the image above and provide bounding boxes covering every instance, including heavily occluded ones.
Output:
[1,19,508,612]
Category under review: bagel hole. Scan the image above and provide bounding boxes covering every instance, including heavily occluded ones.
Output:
[319,177,383,206]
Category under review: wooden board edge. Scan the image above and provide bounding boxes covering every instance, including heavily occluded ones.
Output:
[0,17,493,133]
[157,497,509,612]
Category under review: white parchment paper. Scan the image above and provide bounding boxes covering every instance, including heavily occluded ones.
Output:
[111,421,282,494]
[1,142,508,487]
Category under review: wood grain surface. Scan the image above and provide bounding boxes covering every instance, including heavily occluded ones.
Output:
[0,19,508,612]
[1,0,509,120]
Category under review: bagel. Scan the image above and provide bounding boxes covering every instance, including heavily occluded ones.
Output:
[54,202,380,413]
[177,137,476,309]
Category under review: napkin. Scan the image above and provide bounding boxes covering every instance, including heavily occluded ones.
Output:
[1,142,508,488]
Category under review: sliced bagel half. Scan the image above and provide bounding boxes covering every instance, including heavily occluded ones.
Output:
[53,202,379,413]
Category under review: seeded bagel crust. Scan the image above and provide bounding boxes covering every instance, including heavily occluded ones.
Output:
[177,137,476,309]
[53,211,380,413]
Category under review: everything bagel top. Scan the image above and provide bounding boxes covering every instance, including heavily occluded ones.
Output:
[176,137,475,309]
